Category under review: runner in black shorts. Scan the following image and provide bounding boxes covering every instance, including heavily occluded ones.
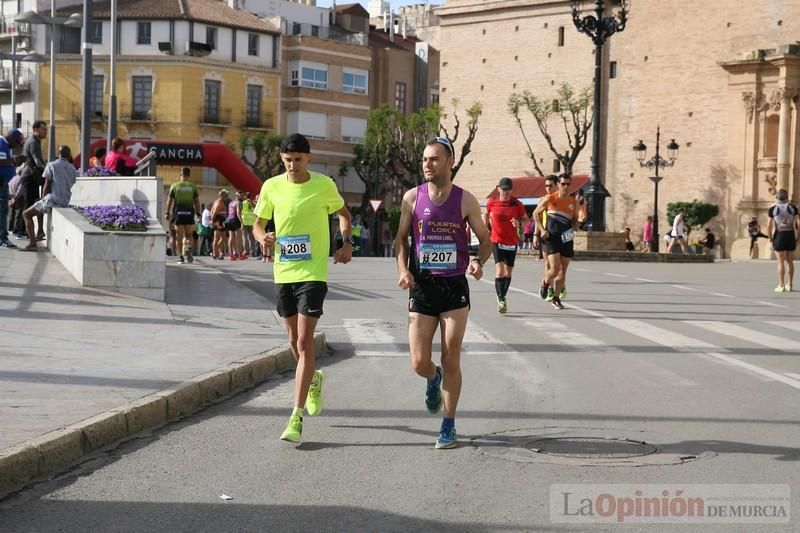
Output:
[533,174,585,310]
[768,189,800,292]
[484,177,527,313]
[395,137,491,449]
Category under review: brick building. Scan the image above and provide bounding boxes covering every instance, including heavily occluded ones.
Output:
[436,0,800,257]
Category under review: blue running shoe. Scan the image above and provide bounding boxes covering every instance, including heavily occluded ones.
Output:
[425,366,443,414]
[435,426,457,449]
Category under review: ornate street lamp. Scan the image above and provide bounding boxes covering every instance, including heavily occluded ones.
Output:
[571,0,629,231]
[633,125,679,253]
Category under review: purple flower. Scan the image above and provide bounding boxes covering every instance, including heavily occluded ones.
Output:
[82,166,119,177]
[76,205,149,231]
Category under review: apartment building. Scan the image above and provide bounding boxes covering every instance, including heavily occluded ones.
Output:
[37,0,280,199]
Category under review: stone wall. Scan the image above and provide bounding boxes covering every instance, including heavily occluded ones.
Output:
[436,0,800,255]
[49,208,167,301]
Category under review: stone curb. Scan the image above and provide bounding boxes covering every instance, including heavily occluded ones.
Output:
[0,334,326,501]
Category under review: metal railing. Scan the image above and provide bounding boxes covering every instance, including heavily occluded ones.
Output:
[121,103,157,122]
[286,22,367,46]
[242,111,274,130]
[0,16,31,36]
[0,66,33,91]
[200,106,231,126]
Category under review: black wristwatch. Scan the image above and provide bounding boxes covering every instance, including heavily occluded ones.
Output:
[343,236,355,246]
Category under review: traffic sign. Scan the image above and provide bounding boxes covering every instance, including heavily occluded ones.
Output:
[369,199,383,212]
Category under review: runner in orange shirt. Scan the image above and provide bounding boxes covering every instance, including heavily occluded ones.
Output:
[533,174,586,310]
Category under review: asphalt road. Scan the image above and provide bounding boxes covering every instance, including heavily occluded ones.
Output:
[1,257,798,532]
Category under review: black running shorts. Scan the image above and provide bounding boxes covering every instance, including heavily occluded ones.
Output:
[545,233,575,258]
[408,273,470,317]
[492,243,518,266]
[773,230,797,252]
[174,209,195,226]
[226,218,242,231]
[276,281,328,319]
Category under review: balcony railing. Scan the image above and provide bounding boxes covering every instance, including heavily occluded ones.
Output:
[200,107,231,126]
[242,111,274,130]
[0,16,31,37]
[0,66,33,91]
[286,22,367,46]
[121,103,157,123]
[71,102,105,124]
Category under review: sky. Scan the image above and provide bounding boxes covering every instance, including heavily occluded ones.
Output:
[316,1,445,13]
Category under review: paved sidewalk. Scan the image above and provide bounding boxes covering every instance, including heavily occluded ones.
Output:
[0,248,287,452]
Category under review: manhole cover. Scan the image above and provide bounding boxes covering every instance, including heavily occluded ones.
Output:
[525,437,658,458]
[470,427,710,467]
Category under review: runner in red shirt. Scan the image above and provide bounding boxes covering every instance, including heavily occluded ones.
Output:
[484,177,528,313]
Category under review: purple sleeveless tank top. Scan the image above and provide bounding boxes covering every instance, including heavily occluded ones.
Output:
[412,182,469,277]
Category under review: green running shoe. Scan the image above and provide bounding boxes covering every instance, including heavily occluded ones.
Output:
[435,427,457,449]
[280,414,303,443]
[306,370,325,416]
[497,298,507,314]
[545,288,555,302]
[559,288,567,299]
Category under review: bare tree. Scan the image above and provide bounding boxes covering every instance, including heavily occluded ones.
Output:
[508,83,592,176]
[237,132,284,180]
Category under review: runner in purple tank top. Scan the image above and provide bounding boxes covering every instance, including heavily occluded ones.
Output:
[394,137,491,450]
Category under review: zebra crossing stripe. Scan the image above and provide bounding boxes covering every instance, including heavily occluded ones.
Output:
[689,321,792,351]
[597,318,718,351]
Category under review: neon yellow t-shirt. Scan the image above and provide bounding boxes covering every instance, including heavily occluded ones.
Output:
[254,172,344,283]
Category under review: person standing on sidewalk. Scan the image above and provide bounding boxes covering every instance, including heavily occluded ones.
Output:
[198,203,213,256]
[768,189,799,292]
[211,189,229,260]
[253,133,353,444]
[642,216,653,252]
[240,192,257,258]
[484,177,527,313]
[165,167,200,264]
[19,121,47,242]
[394,137,491,449]
[0,129,25,248]
[226,192,245,260]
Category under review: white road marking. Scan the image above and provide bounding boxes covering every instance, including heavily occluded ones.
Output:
[635,277,657,283]
[671,284,699,292]
[757,301,787,309]
[342,318,402,357]
[707,292,735,298]
[574,268,590,272]
[604,273,627,278]
[700,351,800,391]
[768,321,800,331]
[524,319,606,347]
[786,373,800,381]
[506,285,800,392]
[688,321,792,351]
[598,318,718,350]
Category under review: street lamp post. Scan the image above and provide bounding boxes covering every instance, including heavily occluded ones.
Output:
[571,0,629,231]
[2,40,46,129]
[15,7,81,160]
[633,126,679,253]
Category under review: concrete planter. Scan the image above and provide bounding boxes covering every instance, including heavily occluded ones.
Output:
[48,207,167,301]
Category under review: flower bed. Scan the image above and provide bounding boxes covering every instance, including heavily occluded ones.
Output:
[76,205,149,232]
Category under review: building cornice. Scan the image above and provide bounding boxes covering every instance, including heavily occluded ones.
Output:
[50,55,282,76]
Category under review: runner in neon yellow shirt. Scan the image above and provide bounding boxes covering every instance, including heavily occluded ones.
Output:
[253,133,353,444]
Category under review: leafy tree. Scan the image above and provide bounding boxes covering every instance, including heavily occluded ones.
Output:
[507,82,592,176]
[386,207,402,236]
[353,99,483,201]
[238,132,284,180]
[666,200,720,236]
